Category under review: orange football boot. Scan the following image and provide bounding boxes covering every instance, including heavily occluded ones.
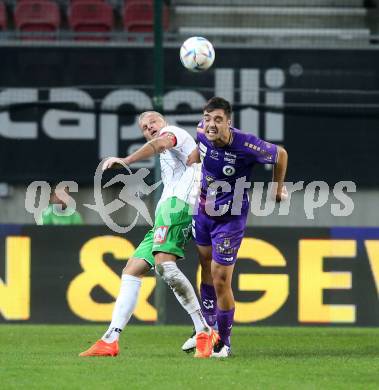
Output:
[79,340,119,357]
[194,329,220,358]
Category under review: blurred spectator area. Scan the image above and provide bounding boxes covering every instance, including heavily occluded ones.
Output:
[0,0,170,41]
[171,0,377,46]
[0,0,377,45]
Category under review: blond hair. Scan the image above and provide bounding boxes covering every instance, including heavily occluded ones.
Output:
[138,111,166,127]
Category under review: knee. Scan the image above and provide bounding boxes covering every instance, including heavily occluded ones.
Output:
[211,273,229,293]
[212,270,231,292]
[121,257,150,278]
[122,265,132,276]
[155,262,179,286]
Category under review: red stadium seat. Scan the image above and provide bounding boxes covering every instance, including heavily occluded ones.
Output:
[0,1,7,31]
[123,0,169,33]
[14,1,60,40]
[68,1,114,41]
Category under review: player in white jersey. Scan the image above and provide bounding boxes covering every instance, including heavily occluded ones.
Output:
[79,111,218,359]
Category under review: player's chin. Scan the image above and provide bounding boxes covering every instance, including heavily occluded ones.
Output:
[205,132,218,141]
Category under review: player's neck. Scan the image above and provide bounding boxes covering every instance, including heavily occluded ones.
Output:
[214,128,232,148]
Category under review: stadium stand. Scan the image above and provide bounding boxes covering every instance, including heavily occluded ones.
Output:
[68,0,114,40]
[0,0,376,44]
[123,0,169,33]
[14,0,61,39]
[172,0,370,46]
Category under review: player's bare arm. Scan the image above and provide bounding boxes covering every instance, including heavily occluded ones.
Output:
[102,133,176,171]
[272,145,288,201]
[126,133,176,163]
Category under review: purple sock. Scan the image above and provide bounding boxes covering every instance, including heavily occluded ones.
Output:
[200,283,217,327]
[217,307,235,347]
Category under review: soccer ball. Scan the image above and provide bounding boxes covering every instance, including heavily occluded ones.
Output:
[180,37,215,72]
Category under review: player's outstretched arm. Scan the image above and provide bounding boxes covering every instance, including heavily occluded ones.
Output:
[272,146,288,202]
[102,134,176,171]
[126,134,176,164]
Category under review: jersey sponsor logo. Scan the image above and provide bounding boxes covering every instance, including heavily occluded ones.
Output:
[223,238,231,248]
[224,151,236,164]
[154,226,169,243]
[216,242,236,255]
[222,165,236,176]
[210,150,219,160]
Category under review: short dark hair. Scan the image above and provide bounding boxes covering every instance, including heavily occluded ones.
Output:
[203,97,232,118]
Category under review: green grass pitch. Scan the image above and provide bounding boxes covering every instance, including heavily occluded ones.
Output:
[0,325,378,389]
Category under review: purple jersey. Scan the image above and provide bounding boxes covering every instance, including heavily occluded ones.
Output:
[194,125,278,265]
[197,125,278,215]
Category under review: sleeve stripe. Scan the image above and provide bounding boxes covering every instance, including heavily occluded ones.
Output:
[160,132,177,147]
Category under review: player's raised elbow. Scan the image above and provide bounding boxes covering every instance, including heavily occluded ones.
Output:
[151,137,172,153]
[276,146,288,165]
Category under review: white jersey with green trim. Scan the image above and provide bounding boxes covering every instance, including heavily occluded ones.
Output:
[156,125,200,210]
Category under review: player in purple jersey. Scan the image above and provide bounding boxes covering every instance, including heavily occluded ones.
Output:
[186,97,288,357]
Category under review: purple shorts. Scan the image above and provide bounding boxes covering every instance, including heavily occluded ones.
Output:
[193,207,248,266]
